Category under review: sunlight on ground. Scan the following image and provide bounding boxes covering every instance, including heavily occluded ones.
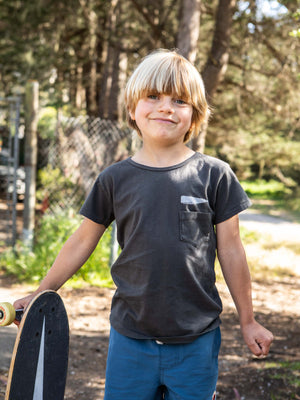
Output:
[216,218,300,318]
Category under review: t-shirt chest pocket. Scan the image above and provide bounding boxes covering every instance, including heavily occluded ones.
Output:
[179,210,212,247]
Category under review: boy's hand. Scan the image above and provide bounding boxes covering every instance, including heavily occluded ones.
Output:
[13,294,37,326]
[241,320,274,357]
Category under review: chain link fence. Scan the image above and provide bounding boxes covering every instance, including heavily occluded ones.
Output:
[38,115,132,214]
[0,95,22,248]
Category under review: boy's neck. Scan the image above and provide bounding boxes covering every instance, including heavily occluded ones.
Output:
[132,144,195,168]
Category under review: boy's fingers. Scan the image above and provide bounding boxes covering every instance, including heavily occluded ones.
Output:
[260,338,273,356]
[248,335,273,357]
[242,322,274,357]
[13,298,28,308]
[13,294,34,311]
[12,295,36,326]
[248,340,264,357]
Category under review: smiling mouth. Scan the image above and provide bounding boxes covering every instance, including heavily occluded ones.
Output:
[152,118,176,124]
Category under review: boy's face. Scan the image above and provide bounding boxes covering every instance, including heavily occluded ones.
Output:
[129,93,193,145]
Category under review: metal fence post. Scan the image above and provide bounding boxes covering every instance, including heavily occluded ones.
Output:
[11,96,21,247]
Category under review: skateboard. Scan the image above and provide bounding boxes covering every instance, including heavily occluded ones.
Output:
[0,290,69,400]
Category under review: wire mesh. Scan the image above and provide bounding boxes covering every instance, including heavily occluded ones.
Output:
[38,116,131,214]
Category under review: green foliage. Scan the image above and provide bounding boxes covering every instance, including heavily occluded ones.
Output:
[289,28,300,37]
[206,1,300,186]
[1,210,79,281]
[239,225,261,243]
[71,226,114,288]
[289,8,300,37]
[241,179,289,199]
[37,107,57,139]
[284,187,300,214]
[0,210,114,288]
[37,165,85,211]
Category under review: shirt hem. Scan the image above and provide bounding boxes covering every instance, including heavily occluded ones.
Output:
[110,317,221,344]
[214,199,252,225]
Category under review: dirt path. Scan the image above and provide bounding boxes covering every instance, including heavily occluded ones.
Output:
[0,210,300,399]
[239,210,300,277]
[239,209,300,243]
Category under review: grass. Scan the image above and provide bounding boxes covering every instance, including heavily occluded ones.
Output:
[241,179,300,222]
[247,261,296,281]
[263,241,300,255]
[262,361,300,396]
[241,179,290,200]
[239,225,261,244]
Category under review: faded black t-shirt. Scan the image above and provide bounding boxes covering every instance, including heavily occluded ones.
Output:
[80,152,251,343]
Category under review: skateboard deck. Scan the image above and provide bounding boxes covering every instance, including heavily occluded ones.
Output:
[0,290,69,400]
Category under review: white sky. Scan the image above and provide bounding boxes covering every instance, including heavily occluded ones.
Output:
[238,0,289,19]
[257,0,288,18]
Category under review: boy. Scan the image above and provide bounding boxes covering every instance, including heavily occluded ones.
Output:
[14,49,273,400]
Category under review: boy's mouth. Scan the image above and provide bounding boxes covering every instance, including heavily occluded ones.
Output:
[151,118,176,124]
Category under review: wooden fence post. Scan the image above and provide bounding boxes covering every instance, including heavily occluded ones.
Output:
[22,80,39,248]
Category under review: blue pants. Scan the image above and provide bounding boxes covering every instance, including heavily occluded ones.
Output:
[104,326,221,400]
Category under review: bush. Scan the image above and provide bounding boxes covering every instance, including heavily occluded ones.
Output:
[0,210,114,287]
[37,165,85,212]
[38,107,57,139]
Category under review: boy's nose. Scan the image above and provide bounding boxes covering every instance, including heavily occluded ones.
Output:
[158,96,174,113]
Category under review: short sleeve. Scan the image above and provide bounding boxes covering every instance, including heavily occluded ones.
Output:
[79,174,115,227]
[213,164,251,225]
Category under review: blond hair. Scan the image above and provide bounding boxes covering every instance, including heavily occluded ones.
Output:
[124,49,210,143]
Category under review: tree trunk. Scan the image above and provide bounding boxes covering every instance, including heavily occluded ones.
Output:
[98,0,119,118]
[108,48,121,121]
[176,0,201,63]
[117,51,128,124]
[192,0,236,152]
[79,0,99,116]
[75,65,85,110]
[86,8,98,116]
[106,45,128,123]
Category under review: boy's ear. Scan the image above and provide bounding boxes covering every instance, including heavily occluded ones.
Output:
[129,109,135,120]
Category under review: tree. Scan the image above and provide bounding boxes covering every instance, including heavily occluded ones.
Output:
[191,0,237,152]
[176,0,201,63]
[205,0,300,184]
[1,0,299,185]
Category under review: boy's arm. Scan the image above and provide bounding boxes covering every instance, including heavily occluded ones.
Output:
[216,215,273,357]
[13,217,106,313]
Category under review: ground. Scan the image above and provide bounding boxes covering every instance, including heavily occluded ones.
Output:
[0,204,299,399]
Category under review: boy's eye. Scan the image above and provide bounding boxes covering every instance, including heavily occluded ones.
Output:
[174,99,186,105]
[148,94,159,100]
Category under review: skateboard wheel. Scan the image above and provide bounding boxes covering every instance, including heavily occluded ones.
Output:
[0,302,16,326]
